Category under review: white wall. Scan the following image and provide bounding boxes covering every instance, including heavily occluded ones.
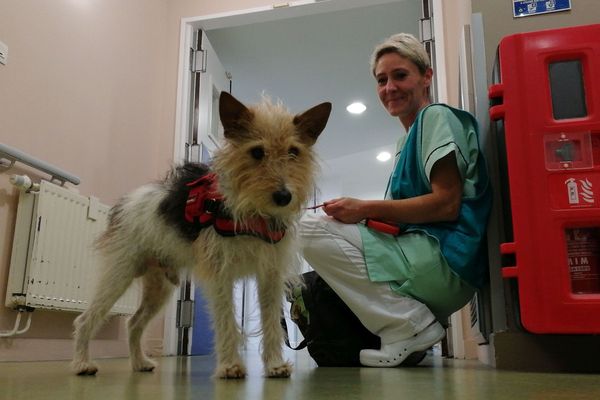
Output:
[317,143,397,201]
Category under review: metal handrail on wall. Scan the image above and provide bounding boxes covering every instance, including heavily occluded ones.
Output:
[0,142,80,186]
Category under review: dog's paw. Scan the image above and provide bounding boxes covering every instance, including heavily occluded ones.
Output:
[72,360,99,376]
[131,357,157,372]
[215,363,247,379]
[266,362,292,378]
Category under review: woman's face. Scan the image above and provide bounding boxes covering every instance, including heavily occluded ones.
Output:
[374,52,432,128]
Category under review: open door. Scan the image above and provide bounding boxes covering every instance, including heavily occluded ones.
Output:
[187,29,231,162]
[176,29,234,356]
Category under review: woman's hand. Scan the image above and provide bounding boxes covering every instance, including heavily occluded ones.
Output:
[322,197,366,224]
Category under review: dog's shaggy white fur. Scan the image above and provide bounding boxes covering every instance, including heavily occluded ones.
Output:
[71,92,331,378]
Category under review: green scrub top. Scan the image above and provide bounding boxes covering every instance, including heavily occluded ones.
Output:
[357,104,492,319]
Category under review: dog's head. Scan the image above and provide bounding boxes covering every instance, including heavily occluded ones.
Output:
[212,91,331,223]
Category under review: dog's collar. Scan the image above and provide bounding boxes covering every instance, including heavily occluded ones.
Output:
[184,173,286,244]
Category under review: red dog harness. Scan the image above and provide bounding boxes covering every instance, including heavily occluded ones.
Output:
[184,173,285,244]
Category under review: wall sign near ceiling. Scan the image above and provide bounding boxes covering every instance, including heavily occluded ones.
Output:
[513,0,571,18]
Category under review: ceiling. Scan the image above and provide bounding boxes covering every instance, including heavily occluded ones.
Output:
[205,0,422,198]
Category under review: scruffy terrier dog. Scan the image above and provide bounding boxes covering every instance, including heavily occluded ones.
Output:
[72,92,331,378]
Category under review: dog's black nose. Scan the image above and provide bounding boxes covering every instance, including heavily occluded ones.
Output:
[272,189,292,207]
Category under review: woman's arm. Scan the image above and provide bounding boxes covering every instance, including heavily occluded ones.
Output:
[322,152,463,224]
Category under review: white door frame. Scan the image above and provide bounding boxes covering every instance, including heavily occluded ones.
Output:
[165,0,449,356]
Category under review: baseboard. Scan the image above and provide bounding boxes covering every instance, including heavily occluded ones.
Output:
[489,331,600,373]
[0,338,129,362]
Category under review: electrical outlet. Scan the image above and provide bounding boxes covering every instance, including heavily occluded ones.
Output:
[0,40,8,65]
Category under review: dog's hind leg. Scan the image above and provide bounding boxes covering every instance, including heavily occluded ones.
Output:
[71,256,138,375]
[257,272,292,378]
[128,260,179,372]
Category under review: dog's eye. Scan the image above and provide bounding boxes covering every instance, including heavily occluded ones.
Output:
[250,146,265,160]
[288,147,300,158]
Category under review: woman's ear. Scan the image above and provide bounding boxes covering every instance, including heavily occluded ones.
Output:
[422,67,433,99]
[423,67,433,88]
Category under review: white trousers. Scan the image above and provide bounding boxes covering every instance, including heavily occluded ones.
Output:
[299,213,436,344]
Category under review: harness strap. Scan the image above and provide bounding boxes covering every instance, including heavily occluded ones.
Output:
[184,173,286,243]
[213,218,285,244]
[184,173,221,226]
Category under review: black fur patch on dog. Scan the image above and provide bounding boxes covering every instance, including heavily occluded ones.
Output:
[158,162,211,242]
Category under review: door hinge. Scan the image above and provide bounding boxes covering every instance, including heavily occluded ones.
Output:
[419,17,433,42]
[176,299,195,328]
[190,48,207,73]
[188,143,201,163]
[419,0,434,43]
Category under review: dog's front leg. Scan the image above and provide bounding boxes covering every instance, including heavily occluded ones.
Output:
[205,279,246,379]
[257,273,292,378]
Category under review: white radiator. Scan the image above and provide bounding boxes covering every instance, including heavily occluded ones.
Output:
[5,180,139,315]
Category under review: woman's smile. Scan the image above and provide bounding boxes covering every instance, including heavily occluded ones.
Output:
[374,52,432,129]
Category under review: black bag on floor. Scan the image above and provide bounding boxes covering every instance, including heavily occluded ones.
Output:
[284,271,428,367]
[284,270,379,366]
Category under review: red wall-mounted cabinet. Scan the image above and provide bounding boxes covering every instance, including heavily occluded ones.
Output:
[490,24,600,333]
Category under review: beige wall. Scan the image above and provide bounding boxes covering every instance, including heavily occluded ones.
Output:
[472,0,600,83]
[0,0,272,362]
[437,0,472,107]
[0,0,171,362]
[439,0,600,106]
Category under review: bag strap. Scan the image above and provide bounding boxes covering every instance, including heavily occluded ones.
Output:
[280,315,308,351]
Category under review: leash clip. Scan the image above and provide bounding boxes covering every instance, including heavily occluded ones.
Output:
[203,198,221,214]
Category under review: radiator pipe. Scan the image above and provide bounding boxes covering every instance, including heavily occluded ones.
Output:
[0,310,33,337]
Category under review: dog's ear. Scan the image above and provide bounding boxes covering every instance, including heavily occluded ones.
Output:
[293,102,332,146]
[219,91,253,139]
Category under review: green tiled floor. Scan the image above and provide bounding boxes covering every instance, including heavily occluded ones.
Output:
[1,350,599,400]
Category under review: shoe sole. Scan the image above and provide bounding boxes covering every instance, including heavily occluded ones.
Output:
[359,323,445,367]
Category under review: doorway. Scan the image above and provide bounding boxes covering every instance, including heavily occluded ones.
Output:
[168,0,425,357]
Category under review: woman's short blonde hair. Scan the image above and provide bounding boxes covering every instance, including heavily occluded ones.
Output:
[370,33,431,76]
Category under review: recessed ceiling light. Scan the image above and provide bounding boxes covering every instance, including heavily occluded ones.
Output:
[376,151,391,162]
[346,102,366,114]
